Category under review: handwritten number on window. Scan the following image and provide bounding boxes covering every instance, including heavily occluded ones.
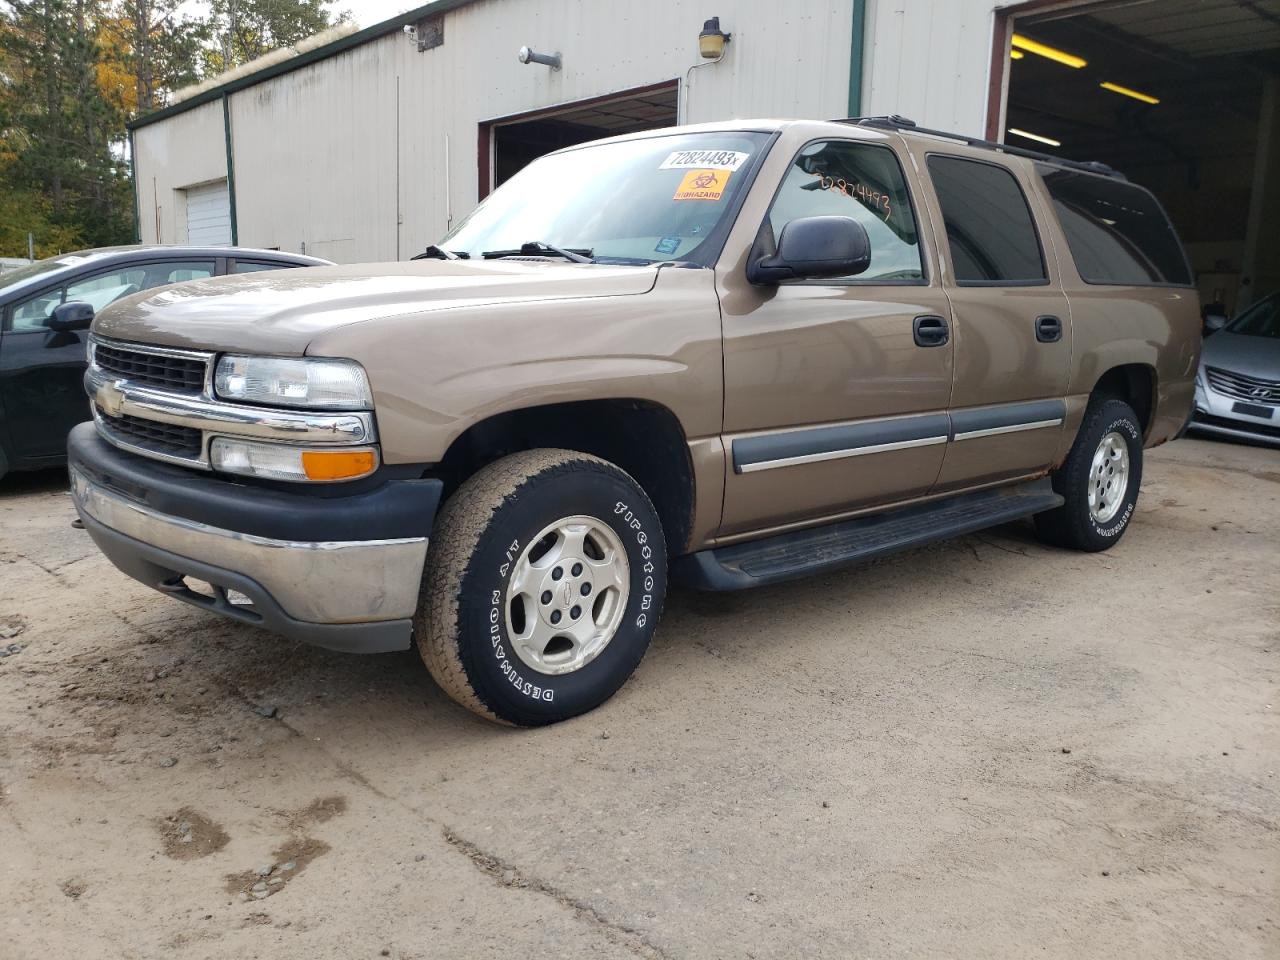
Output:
[814,174,892,220]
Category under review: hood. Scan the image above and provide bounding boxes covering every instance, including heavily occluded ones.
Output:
[92,259,660,356]
[1200,331,1280,381]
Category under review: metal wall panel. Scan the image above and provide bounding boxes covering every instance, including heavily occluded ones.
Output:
[133,99,226,245]
[230,40,401,261]
[861,0,1022,137]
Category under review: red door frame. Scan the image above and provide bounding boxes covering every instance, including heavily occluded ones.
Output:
[477,80,679,199]
[985,0,1109,140]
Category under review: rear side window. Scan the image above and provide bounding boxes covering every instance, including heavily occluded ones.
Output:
[1038,166,1191,286]
[927,155,1046,285]
[232,260,290,274]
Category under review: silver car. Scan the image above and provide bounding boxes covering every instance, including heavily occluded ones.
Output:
[1192,293,1280,447]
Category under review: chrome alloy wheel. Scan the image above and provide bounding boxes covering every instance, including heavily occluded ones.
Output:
[504,515,630,676]
[1088,430,1130,524]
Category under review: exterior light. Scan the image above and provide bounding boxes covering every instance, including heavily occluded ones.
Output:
[1011,33,1086,68]
[517,46,561,70]
[1100,81,1159,105]
[1008,127,1062,148]
[698,16,730,59]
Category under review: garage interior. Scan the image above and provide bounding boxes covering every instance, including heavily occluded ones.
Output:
[485,84,678,192]
[1004,0,1280,316]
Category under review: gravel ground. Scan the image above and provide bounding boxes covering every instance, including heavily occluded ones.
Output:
[0,436,1277,959]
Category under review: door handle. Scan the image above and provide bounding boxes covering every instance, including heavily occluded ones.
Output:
[913,315,949,347]
[1036,315,1063,343]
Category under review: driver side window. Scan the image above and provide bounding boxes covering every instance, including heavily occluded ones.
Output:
[765,140,925,283]
[8,260,219,332]
[64,260,214,313]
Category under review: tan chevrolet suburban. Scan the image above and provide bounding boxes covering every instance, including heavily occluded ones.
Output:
[69,117,1201,725]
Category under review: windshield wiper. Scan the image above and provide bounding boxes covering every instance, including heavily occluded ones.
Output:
[411,244,468,260]
[481,241,594,263]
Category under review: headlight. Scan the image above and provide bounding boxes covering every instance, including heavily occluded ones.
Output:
[210,437,378,482]
[214,355,372,410]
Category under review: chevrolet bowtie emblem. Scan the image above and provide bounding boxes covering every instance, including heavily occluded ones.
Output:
[99,379,126,417]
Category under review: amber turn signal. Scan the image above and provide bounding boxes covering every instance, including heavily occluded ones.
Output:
[301,448,377,481]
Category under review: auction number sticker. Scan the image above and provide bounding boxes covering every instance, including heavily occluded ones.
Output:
[673,169,731,201]
[660,150,749,171]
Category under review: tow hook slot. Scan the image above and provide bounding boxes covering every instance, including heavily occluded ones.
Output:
[159,575,264,623]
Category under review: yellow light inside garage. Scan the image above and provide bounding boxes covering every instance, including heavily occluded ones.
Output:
[1100,81,1160,105]
[1010,49,1025,59]
[301,448,377,481]
[1008,127,1062,148]
[1011,33,1087,68]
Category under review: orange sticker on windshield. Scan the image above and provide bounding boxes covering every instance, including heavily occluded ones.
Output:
[673,169,730,201]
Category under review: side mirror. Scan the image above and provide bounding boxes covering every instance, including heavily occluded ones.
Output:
[48,301,95,333]
[748,216,872,285]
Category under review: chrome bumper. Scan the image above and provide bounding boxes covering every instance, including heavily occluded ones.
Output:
[71,466,428,634]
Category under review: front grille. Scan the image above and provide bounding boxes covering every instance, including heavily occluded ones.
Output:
[94,343,207,393]
[96,408,203,458]
[1205,366,1280,405]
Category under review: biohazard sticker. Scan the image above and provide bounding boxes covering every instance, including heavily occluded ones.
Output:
[660,150,749,171]
[673,169,731,201]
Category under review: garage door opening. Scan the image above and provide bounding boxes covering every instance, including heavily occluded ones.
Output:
[995,0,1280,317]
[480,82,678,197]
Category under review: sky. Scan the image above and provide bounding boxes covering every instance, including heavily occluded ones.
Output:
[331,1,416,28]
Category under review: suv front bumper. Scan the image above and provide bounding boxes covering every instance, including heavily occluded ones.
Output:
[68,423,440,653]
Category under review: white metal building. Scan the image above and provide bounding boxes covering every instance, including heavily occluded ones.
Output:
[130,0,1279,308]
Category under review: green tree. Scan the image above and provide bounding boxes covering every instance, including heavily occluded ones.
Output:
[103,1,207,114]
[0,1,124,253]
[0,0,344,257]
[204,0,346,74]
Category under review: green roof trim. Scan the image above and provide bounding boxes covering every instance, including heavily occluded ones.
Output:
[129,0,477,131]
[222,93,239,244]
[847,0,866,117]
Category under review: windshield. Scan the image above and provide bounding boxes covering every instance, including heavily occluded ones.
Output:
[441,131,771,264]
[1225,293,1279,339]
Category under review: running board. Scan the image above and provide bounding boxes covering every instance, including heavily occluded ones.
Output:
[673,478,1063,591]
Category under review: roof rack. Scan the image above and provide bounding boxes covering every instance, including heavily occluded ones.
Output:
[835,115,1125,180]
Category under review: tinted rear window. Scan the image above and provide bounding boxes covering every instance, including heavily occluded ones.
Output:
[927,155,1046,285]
[1038,166,1190,286]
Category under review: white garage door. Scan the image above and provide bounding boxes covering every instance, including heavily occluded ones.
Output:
[184,180,231,246]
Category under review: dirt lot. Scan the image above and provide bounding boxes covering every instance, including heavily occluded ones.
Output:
[0,436,1277,959]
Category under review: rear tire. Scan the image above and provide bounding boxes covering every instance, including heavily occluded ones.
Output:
[1035,397,1143,552]
[416,449,667,726]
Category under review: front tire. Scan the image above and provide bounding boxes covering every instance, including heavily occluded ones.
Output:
[416,449,667,726]
[1035,397,1143,552]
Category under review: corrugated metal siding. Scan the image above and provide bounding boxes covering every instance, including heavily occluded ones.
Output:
[861,0,1022,137]
[136,0,857,260]
[133,99,226,245]
[231,41,401,261]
